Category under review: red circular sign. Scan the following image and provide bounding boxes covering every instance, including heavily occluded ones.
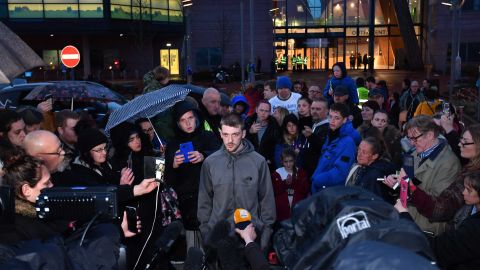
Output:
[61,45,80,68]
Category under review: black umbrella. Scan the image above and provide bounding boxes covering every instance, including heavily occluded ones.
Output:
[0,22,45,83]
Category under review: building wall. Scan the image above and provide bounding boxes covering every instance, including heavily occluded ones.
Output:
[189,0,273,73]
[429,2,480,75]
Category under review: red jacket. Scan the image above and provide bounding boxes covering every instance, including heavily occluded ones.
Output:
[244,89,262,117]
[271,167,310,221]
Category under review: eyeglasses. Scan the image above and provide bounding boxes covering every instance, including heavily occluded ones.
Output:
[39,145,64,156]
[91,146,109,153]
[460,138,475,147]
[407,133,424,142]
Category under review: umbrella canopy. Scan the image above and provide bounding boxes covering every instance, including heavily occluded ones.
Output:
[105,84,191,134]
[24,81,123,103]
[0,22,45,83]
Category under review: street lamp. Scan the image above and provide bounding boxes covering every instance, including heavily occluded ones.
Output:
[182,0,193,83]
[442,0,465,98]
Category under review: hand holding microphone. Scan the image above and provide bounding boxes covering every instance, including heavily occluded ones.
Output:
[234,208,256,246]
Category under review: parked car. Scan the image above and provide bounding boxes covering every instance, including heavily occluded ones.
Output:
[0,81,128,124]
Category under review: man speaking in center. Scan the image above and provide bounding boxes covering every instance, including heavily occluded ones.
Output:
[197,113,276,258]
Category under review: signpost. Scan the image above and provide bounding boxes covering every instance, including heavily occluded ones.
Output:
[60,45,80,69]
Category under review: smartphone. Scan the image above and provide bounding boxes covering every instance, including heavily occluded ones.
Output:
[402,155,415,179]
[400,178,408,208]
[127,152,133,169]
[44,93,53,102]
[443,102,450,116]
[125,206,138,234]
[179,142,194,163]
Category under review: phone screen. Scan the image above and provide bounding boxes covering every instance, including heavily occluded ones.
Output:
[125,206,138,233]
[179,142,194,163]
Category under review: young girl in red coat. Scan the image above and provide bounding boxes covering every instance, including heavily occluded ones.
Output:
[271,148,310,222]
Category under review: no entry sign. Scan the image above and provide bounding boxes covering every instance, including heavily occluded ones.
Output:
[61,45,80,68]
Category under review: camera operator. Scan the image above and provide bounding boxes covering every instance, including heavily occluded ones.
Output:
[0,150,140,244]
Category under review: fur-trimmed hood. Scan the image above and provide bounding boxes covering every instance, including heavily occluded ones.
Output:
[15,197,36,218]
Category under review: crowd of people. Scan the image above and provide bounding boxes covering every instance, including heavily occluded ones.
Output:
[0,61,479,269]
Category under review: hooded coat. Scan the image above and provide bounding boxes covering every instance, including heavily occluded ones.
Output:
[322,63,359,105]
[165,100,221,230]
[231,95,250,120]
[197,139,276,248]
[311,121,360,193]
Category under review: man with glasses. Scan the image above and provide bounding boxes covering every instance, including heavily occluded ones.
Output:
[308,85,323,101]
[400,80,425,121]
[198,113,275,266]
[385,115,460,235]
[23,130,66,173]
[135,118,164,155]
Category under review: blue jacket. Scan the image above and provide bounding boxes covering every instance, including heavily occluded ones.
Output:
[323,76,359,105]
[311,122,359,193]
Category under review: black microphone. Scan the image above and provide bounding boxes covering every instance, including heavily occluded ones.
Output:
[154,220,183,253]
[144,220,184,270]
[184,247,205,270]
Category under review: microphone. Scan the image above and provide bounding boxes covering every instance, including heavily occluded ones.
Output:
[154,220,183,253]
[234,208,251,230]
[184,247,205,270]
[144,220,183,270]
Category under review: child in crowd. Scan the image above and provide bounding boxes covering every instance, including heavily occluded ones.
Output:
[271,148,310,222]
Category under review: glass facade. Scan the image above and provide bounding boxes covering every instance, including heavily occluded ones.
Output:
[8,0,103,18]
[3,0,183,21]
[272,0,423,70]
[110,0,182,22]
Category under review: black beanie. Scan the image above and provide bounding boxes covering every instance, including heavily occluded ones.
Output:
[77,128,108,155]
[171,100,197,123]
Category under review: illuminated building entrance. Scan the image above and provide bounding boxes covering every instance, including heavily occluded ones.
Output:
[271,0,423,71]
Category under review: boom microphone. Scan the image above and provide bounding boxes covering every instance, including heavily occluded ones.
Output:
[143,220,183,270]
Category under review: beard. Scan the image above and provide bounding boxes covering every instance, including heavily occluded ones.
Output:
[54,157,70,173]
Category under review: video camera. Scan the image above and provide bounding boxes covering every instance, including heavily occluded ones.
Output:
[36,186,119,222]
[0,185,15,225]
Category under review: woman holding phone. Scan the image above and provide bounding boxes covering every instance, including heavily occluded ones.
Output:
[394,171,480,269]
[165,100,220,249]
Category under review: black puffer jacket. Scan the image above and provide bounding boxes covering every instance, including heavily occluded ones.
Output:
[165,100,221,230]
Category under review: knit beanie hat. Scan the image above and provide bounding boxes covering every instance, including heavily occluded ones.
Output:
[276,76,292,90]
[77,128,108,154]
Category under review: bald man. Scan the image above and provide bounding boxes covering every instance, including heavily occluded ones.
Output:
[23,130,66,173]
[24,130,158,199]
[200,87,222,138]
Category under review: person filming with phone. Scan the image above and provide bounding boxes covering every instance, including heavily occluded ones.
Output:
[383,115,460,235]
[165,100,220,250]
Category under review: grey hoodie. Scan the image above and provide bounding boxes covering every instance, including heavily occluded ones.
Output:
[198,139,276,248]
